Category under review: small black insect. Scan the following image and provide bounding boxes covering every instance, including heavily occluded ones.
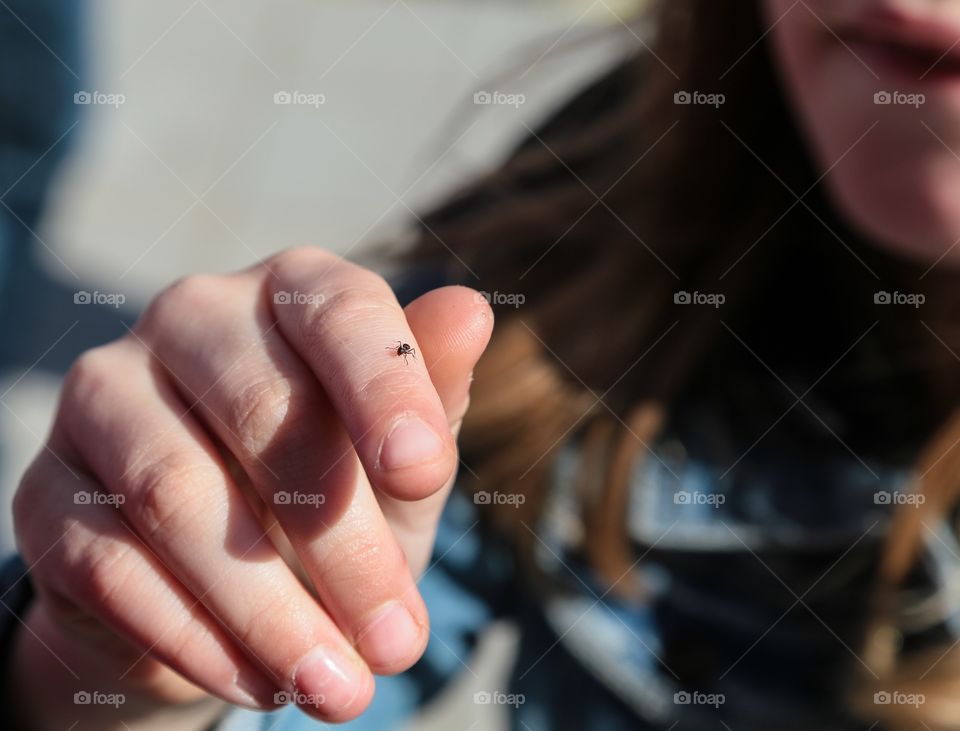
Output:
[387,340,416,364]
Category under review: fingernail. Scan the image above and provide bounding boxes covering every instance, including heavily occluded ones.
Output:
[356,601,423,669]
[378,416,444,471]
[293,645,365,713]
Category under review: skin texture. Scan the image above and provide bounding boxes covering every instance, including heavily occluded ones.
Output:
[10,248,493,729]
[763,0,960,267]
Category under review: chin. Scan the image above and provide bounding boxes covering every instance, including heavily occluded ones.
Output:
[821,155,960,270]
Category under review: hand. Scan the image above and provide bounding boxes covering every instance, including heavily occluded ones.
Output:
[11,247,493,727]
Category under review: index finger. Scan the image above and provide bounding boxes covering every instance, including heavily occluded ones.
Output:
[265,247,459,501]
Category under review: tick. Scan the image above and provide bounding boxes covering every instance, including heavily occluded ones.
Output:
[387,340,416,364]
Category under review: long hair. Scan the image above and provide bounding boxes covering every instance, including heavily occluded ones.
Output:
[400,1,960,727]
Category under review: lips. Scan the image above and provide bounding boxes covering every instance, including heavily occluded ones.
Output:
[834,6,960,82]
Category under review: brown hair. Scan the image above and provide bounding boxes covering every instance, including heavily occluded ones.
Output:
[400,1,960,727]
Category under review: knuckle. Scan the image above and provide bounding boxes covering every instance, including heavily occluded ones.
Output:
[354,269,393,298]
[60,346,131,440]
[268,245,333,270]
[313,533,390,597]
[235,595,297,652]
[64,346,118,407]
[130,454,222,541]
[228,377,298,455]
[297,285,396,349]
[355,367,422,405]
[138,274,221,335]
[161,615,203,661]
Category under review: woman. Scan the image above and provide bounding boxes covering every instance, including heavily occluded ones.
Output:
[8,1,960,729]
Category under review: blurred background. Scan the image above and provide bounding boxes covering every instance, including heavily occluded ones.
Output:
[0,0,643,727]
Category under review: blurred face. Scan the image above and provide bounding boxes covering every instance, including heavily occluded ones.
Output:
[763,0,960,267]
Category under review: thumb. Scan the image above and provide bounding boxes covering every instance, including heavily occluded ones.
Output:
[404,285,493,430]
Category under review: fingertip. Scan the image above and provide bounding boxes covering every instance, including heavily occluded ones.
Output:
[404,285,494,364]
[403,286,493,425]
[291,641,376,724]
